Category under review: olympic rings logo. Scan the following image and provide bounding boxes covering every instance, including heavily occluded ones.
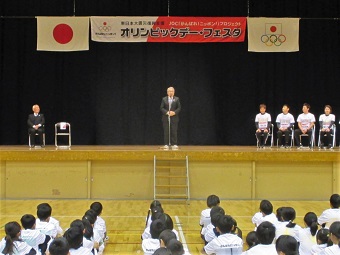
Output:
[99,26,111,32]
[261,34,286,46]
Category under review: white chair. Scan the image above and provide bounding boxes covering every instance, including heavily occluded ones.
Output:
[55,122,71,147]
[256,124,274,147]
[318,124,336,148]
[277,125,294,148]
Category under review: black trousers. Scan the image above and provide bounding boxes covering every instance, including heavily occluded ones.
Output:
[256,130,268,146]
[277,129,292,145]
[162,116,179,145]
[294,128,313,146]
[28,127,44,146]
[320,130,333,146]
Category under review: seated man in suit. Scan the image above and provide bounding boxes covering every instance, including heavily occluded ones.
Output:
[27,104,45,147]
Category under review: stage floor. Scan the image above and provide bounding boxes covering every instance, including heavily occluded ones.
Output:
[0,145,339,162]
[1,145,340,200]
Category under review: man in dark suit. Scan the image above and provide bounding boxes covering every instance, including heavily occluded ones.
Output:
[160,87,181,149]
[27,104,45,147]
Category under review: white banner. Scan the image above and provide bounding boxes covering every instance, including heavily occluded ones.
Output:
[247,17,299,52]
[91,16,247,43]
[37,17,89,51]
[91,16,157,42]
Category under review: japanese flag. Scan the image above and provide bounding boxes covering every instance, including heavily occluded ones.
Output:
[37,17,89,51]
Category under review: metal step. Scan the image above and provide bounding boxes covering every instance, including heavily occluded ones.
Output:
[155,194,188,198]
[155,185,188,188]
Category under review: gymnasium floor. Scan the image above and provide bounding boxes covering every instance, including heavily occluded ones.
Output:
[0,199,330,254]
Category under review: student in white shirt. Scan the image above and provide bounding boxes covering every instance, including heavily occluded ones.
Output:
[145,200,163,229]
[157,213,179,240]
[63,227,92,255]
[275,207,302,242]
[318,194,340,229]
[317,221,340,255]
[243,231,258,252]
[310,228,330,255]
[142,205,164,240]
[319,105,336,149]
[20,214,51,255]
[70,219,98,254]
[295,103,316,148]
[0,221,36,255]
[142,219,166,255]
[159,229,176,248]
[200,195,220,239]
[83,210,104,255]
[167,239,184,255]
[255,104,272,148]
[242,221,277,255]
[204,206,225,244]
[275,235,299,255]
[252,200,278,230]
[90,202,107,242]
[37,203,63,237]
[204,215,243,255]
[47,237,70,255]
[299,212,318,255]
[36,204,58,238]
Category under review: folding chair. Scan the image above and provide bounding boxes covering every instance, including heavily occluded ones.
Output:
[28,126,45,147]
[55,122,71,148]
[256,124,274,148]
[277,125,294,148]
[318,124,336,148]
[299,125,315,148]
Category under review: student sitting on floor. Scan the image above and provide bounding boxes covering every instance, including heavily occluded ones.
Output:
[70,219,98,255]
[275,207,302,242]
[142,206,164,240]
[167,239,184,255]
[200,195,220,239]
[36,203,63,237]
[83,210,104,255]
[251,199,277,230]
[0,221,36,255]
[47,237,70,255]
[35,204,58,239]
[90,202,107,242]
[204,215,243,255]
[20,214,51,255]
[243,231,258,252]
[310,228,330,255]
[63,227,92,255]
[146,200,163,229]
[204,206,225,244]
[142,219,166,255]
[159,229,177,248]
[275,235,299,255]
[298,212,318,255]
[242,221,276,255]
[318,194,340,229]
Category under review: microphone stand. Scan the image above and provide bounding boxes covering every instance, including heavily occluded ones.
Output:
[168,101,171,148]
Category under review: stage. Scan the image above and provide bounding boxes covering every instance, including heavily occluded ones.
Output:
[0,145,340,200]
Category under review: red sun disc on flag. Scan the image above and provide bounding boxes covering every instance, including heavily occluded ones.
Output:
[270,26,277,33]
[53,24,73,44]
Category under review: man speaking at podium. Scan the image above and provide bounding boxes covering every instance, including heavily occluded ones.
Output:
[160,87,181,150]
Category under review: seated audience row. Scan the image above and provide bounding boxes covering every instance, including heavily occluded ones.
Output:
[0,201,107,255]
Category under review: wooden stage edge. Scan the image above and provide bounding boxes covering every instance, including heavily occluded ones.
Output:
[0,145,339,162]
